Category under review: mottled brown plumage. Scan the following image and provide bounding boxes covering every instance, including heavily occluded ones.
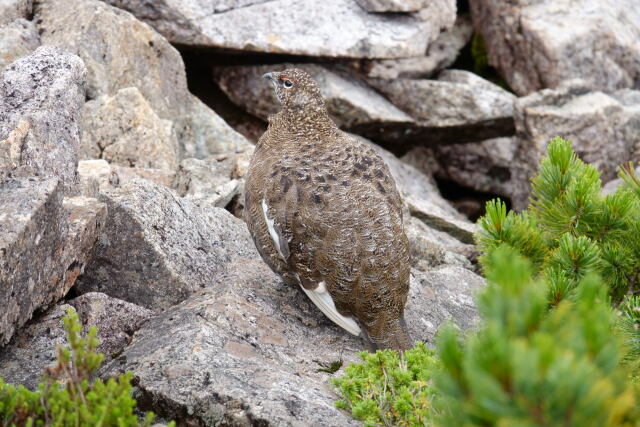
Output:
[244,68,411,350]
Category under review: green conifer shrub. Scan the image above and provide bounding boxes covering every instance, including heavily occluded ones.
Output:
[436,246,637,426]
[0,307,170,426]
[477,137,640,302]
[332,342,439,426]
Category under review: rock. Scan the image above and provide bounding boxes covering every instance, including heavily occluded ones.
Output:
[356,16,473,80]
[81,87,179,170]
[0,19,39,74]
[403,136,517,199]
[0,46,86,194]
[0,178,106,346]
[408,266,483,340]
[0,303,71,388]
[406,216,475,271]
[75,178,258,310]
[369,69,516,145]
[78,159,117,198]
[78,159,176,198]
[101,255,483,426]
[470,0,640,95]
[0,0,32,25]
[511,81,640,210]
[406,196,477,244]
[183,95,254,159]
[214,64,412,131]
[0,294,153,389]
[602,166,640,196]
[174,149,253,209]
[111,165,176,190]
[35,0,251,158]
[355,0,429,12]
[69,292,154,358]
[102,0,456,59]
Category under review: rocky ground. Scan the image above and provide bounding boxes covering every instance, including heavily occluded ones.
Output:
[0,0,638,425]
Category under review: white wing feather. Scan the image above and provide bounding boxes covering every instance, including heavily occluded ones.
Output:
[300,281,361,336]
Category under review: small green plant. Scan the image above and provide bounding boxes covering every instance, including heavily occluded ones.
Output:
[0,307,168,426]
[619,294,640,375]
[477,137,640,303]
[436,246,637,426]
[332,342,439,426]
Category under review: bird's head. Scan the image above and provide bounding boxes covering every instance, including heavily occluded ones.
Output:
[263,68,325,111]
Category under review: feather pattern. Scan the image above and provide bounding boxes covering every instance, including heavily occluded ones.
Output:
[244,68,412,350]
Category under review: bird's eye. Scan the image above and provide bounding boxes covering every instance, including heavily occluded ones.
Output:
[283,79,293,88]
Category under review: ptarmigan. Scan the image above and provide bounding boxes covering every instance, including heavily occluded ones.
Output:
[244,68,411,350]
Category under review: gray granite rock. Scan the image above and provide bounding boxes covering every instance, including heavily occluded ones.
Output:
[174,149,253,210]
[0,294,153,389]
[0,19,39,74]
[403,136,517,199]
[75,178,257,310]
[69,292,154,358]
[81,87,179,170]
[0,46,85,194]
[369,69,516,145]
[511,81,640,210]
[355,0,430,12]
[0,178,106,346]
[357,16,473,80]
[602,166,640,197]
[78,159,176,197]
[406,216,475,272]
[35,0,251,159]
[470,0,640,95]
[0,0,32,25]
[102,0,456,59]
[77,159,118,198]
[214,63,412,131]
[101,255,483,426]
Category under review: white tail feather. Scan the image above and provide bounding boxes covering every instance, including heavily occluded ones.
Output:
[300,282,361,336]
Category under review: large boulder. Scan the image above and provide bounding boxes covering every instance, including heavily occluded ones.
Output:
[403,136,517,200]
[0,293,153,389]
[35,0,251,159]
[0,0,31,25]
[81,87,179,170]
[0,19,39,74]
[174,149,253,210]
[469,0,640,95]
[101,256,483,426]
[214,63,412,131]
[77,159,176,198]
[369,69,516,145]
[511,81,640,210]
[355,16,473,80]
[355,0,429,12]
[102,0,456,59]
[0,46,86,194]
[75,178,258,310]
[0,178,107,346]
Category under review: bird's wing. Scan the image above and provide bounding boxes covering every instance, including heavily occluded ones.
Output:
[257,175,362,336]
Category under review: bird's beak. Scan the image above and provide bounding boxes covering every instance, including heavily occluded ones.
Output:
[262,71,277,83]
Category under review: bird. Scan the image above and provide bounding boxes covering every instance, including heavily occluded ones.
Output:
[243,68,412,350]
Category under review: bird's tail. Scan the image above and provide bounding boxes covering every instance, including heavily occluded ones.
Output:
[367,316,413,352]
